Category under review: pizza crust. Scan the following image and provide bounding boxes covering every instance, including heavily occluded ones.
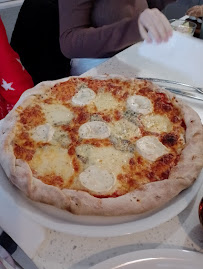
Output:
[0,76,203,216]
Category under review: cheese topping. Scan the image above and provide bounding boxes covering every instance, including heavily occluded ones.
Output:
[136,136,169,162]
[12,77,187,199]
[30,145,74,181]
[92,92,121,111]
[109,118,141,140]
[31,124,55,142]
[79,121,111,139]
[52,129,70,148]
[141,114,173,133]
[76,145,133,177]
[79,165,115,193]
[127,95,153,115]
[42,104,74,125]
[72,87,96,106]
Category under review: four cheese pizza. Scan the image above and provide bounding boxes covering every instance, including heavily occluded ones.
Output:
[0,75,202,216]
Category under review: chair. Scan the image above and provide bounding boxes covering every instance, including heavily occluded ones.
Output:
[163,0,203,19]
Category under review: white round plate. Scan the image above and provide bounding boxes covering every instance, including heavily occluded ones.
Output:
[0,163,202,237]
[90,249,203,269]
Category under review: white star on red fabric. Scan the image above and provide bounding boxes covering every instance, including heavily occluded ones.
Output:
[16,58,25,71]
[6,103,14,112]
[1,79,15,91]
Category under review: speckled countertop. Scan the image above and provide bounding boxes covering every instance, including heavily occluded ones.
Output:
[33,184,203,269]
[31,41,203,269]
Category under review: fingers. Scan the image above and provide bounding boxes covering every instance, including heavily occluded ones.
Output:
[186,5,202,17]
[138,21,152,43]
[138,8,172,44]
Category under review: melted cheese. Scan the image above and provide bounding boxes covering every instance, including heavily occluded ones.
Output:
[136,136,169,161]
[127,95,153,114]
[42,104,74,125]
[92,92,121,112]
[109,118,141,140]
[76,145,133,177]
[31,124,55,142]
[79,121,110,139]
[72,87,96,106]
[51,129,70,148]
[30,145,74,181]
[79,165,115,193]
[141,114,173,133]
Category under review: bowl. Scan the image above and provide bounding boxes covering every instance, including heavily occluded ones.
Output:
[169,19,197,36]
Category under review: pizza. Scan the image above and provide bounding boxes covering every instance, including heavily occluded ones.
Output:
[0,75,202,216]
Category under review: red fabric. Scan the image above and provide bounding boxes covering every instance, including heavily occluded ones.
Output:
[0,17,34,107]
[0,94,8,120]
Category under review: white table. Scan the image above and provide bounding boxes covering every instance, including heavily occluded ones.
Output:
[2,39,203,269]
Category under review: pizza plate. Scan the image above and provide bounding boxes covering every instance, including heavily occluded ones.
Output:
[0,164,202,237]
[90,249,203,269]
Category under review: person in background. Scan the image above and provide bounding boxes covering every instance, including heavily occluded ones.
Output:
[59,0,173,75]
[186,4,203,17]
[11,0,70,85]
[11,0,173,80]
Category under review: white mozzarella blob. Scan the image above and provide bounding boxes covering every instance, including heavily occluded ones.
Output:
[141,114,172,133]
[127,95,153,115]
[136,136,169,162]
[79,121,110,139]
[31,124,55,142]
[109,118,141,140]
[42,104,74,125]
[72,88,96,106]
[79,165,115,193]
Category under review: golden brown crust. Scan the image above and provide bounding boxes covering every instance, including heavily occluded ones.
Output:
[0,75,203,216]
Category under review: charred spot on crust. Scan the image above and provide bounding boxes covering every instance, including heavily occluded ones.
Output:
[155,195,161,200]
[158,154,174,164]
[181,120,186,130]
[148,154,175,181]
[161,133,178,147]
[138,87,153,96]
[160,169,170,180]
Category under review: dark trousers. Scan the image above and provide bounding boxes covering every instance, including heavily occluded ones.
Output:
[11,0,70,85]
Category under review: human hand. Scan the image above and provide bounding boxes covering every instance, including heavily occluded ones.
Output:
[186,5,203,17]
[138,8,172,43]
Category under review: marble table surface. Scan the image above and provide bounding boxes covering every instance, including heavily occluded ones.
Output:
[32,185,203,269]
